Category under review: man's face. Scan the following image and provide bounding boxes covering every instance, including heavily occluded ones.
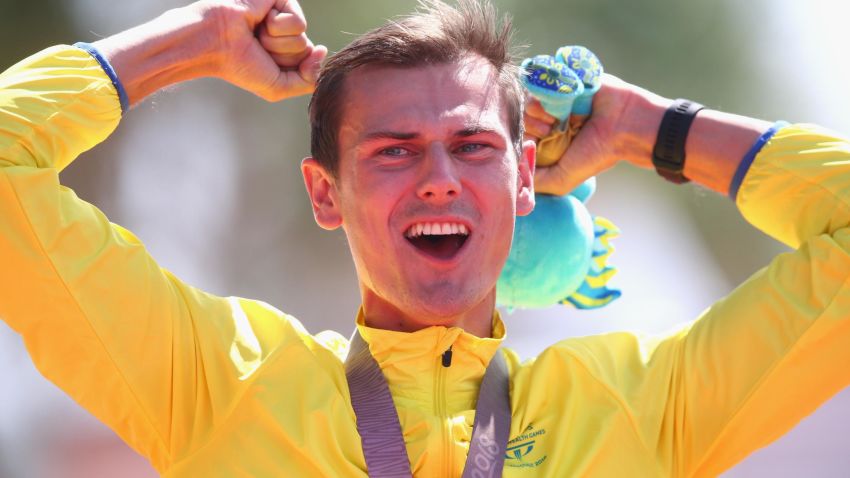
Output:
[303,55,534,329]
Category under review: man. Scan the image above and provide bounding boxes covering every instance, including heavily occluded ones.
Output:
[1,0,848,477]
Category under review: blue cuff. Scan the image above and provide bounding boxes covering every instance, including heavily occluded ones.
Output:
[73,42,129,114]
[728,120,789,200]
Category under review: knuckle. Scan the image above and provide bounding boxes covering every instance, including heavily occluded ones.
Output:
[263,36,308,56]
[287,33,309,51]
[271,53,298,67]
[269,13,307,36]
[291,14,308,32]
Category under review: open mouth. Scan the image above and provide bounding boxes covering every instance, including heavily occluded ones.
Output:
[404,222,471,260]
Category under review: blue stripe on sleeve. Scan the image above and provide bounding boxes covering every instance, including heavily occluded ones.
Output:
[73,42,129,114]
[728,120,789,201]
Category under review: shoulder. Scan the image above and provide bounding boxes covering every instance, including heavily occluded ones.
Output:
[506,322,694,396]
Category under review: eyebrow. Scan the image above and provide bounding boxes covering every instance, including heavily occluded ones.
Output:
[360,126,500,143]
[361,131,420,142]
[457,126,500,137]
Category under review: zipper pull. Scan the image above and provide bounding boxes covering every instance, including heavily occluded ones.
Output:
[441,346,453,367]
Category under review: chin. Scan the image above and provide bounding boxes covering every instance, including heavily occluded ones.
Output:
[399,285,492,324]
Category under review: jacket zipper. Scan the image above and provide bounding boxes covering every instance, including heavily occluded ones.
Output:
[436,346,452,476]
[442,346,453,367]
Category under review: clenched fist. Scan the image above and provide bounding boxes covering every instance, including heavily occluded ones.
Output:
[93,0,327,105]
[213,0,327,101]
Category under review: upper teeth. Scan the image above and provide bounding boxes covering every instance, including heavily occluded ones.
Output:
[405,222,469,238]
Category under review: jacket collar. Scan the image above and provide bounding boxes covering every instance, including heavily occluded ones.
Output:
[354,308,506,371]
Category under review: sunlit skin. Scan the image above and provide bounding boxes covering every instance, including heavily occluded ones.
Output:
[302,55,536,337]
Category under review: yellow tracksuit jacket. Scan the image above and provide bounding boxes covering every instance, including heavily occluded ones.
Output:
[1,45,849,478]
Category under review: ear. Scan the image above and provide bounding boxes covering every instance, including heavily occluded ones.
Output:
[516,139,536,216]
[301,157,343,230]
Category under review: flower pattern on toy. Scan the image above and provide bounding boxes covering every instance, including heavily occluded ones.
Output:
[521,55,582,122]
[555,45,603,116]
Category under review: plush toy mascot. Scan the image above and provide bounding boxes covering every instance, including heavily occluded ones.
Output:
[497,46,621,310]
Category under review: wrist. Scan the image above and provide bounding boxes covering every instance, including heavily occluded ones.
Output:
[92,3,223,106]
[603,77,772,195]
[612,83,771,194]
[681,110,772,195]
[612,86,673,170]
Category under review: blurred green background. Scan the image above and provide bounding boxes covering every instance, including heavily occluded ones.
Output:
[1,0,848,476]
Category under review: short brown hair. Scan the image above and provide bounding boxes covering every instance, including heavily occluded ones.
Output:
[308,0,524,177]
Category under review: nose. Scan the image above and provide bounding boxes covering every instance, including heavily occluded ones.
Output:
[416,144,462,203]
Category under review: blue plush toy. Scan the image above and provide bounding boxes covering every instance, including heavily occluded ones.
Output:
[496,46,621,310]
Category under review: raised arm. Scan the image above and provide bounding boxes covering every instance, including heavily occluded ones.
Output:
[526,77,850,475]
[525,74,772,197]
[92,0,326,105]
[0,0,323,472]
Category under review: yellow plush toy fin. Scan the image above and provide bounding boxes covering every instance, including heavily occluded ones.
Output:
[560,216,621,309]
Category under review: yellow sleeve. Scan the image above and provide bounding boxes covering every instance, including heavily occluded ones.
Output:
[562,124,850,477]
[0,45,122,171]
[680,124,850,473]
[0,46,299,472]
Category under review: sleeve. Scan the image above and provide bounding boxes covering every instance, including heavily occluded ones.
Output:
[0,45,295,472]
[565,123,850,477]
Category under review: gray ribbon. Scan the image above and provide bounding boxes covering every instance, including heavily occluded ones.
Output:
[345,330,511,477]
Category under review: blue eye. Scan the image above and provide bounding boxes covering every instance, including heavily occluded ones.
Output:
[456,143,488,154]
[381,146,409,157]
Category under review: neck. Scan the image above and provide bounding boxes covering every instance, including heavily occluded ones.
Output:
[360,287,495,338]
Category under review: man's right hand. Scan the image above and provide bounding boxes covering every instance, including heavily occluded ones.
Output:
[210,0,327,101]
[93,0,327,105]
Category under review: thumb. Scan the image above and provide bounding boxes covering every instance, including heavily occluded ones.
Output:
[299,44,328,84]
[265,44,328,100]
[534,162,577,197]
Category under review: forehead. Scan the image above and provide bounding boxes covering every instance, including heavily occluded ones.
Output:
[339,55,509,139]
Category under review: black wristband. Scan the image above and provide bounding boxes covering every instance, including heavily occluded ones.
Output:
[652,99,705,184]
